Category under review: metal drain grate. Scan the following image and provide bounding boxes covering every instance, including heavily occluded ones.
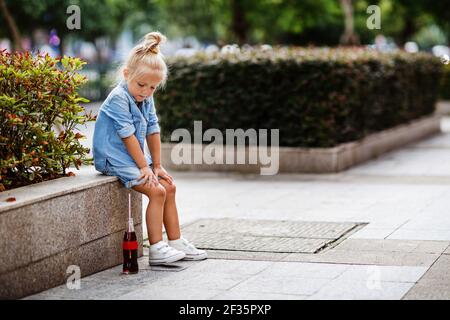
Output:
[181,218,364,254]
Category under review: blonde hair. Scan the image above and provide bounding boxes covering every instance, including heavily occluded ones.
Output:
[121,31,168,88]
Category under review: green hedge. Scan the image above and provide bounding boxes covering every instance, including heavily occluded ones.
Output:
[157,47,443,148]
[440,63,450,100]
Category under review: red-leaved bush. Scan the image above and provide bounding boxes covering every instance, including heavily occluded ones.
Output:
[0,50,96,191]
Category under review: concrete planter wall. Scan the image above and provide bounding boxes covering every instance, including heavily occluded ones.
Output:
[0,167,143,299]
[160,114,442,174]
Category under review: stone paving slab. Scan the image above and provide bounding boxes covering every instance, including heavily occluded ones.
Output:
[403,283,450,300]
[229,275,330,296]
[388,229,450,241]
[348,227,397,239]
[336,265,428,283]
[183,258,273,276]
[333,239,450,254]
[281,251,440,267]
[211,290,309,300]
[409,277,450,286]
[205,249,290,261]
[117,286,225,300]
[22,257,437,300]
[309,279,415,300]
[255,261,349,280]
[23,276,141,300]
[415,255,450,278]
[137,270,250,292]
[202,240,443,267]
[23,256,199,300]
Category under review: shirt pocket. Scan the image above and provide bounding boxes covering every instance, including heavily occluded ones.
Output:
[133,114,147,138]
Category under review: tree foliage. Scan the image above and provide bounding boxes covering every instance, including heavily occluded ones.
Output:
[1,0,449,49]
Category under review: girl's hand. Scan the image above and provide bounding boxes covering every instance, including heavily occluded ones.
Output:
[138,166,159,188]
[152,165,174,185]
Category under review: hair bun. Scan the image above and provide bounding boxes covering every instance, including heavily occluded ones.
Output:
[142,31,166,55]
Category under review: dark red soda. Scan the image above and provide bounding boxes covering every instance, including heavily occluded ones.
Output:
[123,194,139,274]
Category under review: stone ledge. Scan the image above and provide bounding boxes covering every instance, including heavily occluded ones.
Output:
[0,167,143,299]
[160,113,442,173]
[0,166,117,213]
[0,226,143,299]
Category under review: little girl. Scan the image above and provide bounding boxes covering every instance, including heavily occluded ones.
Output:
[93,31,207,265]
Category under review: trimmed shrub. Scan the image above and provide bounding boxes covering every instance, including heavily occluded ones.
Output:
[157,47,443,148]
[440,63,450,100]
[0,51,95,191]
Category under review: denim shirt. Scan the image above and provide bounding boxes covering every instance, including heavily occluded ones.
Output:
[93,80,161,173]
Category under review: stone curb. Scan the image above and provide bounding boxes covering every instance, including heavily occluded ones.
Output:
[160,114,442,174]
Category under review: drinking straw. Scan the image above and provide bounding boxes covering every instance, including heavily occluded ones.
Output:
[128,193,131,221]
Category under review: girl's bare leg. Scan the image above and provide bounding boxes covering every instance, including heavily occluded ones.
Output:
[132,183,166,245]
[158,179,181,241]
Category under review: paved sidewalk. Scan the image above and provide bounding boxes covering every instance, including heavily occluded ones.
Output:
[24,117,450,300]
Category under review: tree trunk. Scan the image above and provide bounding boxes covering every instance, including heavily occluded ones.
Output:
[399,17,415,46]
[231,0,248,45]
[0,0,23,51]
[340,0,360,46]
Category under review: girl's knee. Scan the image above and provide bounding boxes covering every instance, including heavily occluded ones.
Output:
[133,183,166,200]
[163,182,176,197]
[149,184,166,199]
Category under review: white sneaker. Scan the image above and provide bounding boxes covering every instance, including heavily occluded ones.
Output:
[148,240,186,265]
[168,237,208,261]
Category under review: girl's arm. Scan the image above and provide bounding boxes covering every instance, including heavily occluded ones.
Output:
[123,135,159,187]
[122,135,148,169]
[146,133,161,168]
[147,133,173,184]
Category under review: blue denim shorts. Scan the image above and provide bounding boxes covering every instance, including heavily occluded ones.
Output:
[103,159,161,189]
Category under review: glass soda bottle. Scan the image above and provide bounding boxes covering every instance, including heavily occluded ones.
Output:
[123,194,139,274]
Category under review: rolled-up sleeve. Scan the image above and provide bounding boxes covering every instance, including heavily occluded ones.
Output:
[146,97,161,136]
[102,94,136,139]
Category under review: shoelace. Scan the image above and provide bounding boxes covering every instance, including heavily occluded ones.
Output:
[181,238,196,250]
[157,242,171,254]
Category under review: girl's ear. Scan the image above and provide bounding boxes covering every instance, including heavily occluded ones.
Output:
[123,68,129,80]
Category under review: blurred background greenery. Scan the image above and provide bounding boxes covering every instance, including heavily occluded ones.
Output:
[1,0,450,47]
[1,0,449,101]
[1,0,449,190]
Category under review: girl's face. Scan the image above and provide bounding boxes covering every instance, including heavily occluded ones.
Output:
[124,69,163,102]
